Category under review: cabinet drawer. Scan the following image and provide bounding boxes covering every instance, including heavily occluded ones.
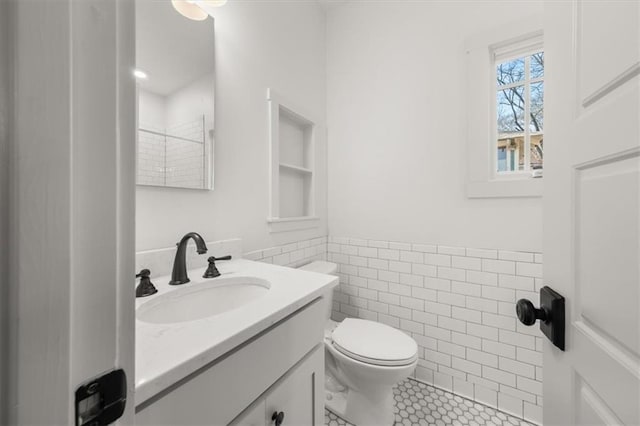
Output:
[136,298,324,426]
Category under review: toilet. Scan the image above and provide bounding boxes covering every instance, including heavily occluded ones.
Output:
[299,261,419,426]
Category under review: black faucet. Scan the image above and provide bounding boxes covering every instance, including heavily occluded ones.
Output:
[169,232,208,285]
[136,269,158,297]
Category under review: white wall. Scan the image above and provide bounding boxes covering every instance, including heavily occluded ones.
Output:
[136,0,328,253]
[327,1,544,252]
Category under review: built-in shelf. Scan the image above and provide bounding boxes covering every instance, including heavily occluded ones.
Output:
[279,163,313,174]
[267,88,319,233]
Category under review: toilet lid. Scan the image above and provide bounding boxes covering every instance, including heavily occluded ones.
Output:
[331,319,418,367]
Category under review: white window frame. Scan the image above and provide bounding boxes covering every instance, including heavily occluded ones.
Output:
[465,15,544,199]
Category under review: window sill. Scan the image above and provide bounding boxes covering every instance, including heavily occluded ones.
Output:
[466,178,542,199]
[267,216,320,233]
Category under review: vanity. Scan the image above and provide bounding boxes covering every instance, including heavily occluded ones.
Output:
[134,259,337,425]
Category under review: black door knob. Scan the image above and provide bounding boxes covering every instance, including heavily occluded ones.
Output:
[516,299,548,326]
[272,411,285,426]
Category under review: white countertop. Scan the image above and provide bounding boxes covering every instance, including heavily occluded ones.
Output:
[135,259,338,406]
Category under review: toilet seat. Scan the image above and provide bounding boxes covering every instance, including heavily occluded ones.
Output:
[331,318,418,367]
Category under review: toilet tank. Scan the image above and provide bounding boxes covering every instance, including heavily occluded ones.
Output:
[298,261,338,320]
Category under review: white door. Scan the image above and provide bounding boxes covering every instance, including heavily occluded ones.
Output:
[4,0,136,424]
[544,1,640,425]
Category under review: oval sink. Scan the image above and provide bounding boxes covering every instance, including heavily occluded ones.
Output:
[137,276,271,324]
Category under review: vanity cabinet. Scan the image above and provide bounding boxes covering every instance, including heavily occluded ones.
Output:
[135,298,325,426]
[232,345,323,426]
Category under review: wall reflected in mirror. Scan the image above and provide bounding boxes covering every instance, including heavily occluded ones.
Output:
[135,0,214,190]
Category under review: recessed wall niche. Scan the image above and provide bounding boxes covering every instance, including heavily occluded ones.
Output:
[267,89,318,232]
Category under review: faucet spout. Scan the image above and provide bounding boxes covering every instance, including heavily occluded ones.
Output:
[169,232,208,285]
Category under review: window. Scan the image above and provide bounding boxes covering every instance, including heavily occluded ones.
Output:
[494,44,544,175]
[465,17,544,198]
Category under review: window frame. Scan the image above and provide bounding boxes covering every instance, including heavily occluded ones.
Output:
[465,15,544,199]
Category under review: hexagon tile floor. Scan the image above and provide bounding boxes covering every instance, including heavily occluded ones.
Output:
[324,378,535,426]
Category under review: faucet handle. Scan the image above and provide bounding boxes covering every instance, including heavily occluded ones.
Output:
[136,269,158,297]
[203,255,232,279]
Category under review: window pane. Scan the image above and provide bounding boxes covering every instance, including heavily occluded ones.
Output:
[531,134,543,170]
[497,136,525,172]
[530,52,544,79]
[496,57,525,86]
[530,81,544,132]
[497,86,525,133]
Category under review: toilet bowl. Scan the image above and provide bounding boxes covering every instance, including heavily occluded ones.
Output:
[299,261,419,426]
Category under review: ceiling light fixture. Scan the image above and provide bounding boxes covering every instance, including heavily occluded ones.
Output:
[171,0,227,21]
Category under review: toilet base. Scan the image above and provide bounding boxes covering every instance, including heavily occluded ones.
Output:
[325,387,394,426]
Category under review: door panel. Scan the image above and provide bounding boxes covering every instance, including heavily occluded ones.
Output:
[544,0,640,424]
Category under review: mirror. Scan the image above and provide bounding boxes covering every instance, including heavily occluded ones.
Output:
[135,0,214,190]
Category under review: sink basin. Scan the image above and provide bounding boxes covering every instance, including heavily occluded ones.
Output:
[137,276,271,324]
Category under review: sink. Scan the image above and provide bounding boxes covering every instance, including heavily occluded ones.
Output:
[137,276,271,324]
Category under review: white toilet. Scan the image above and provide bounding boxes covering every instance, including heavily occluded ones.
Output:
[299,261,419,426]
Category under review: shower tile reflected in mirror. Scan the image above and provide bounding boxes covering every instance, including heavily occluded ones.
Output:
[135,0,214,190]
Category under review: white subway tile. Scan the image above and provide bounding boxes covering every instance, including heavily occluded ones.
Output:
[399,273,424,287]
[412,243,437,253]
[500,384,537,403]
[483,340,516,359]
[438,341,466,358]
[378,292,400,306]
[439,365,466,380]
[453,378,475,400]
[389,260,411,273]
[499,250,535,262]
[368,300,389,314]
[482,259,516,275]
[358,287,378,300]
[415,366,434,384]
[425,349,452,367]
[378,313,400,328]
[349,255,367,267]
[438,316,466,333]
[452,255,482,271]
[358,267,378,279]
[401,295,425,311]
[433,372,453,392]
[482,312,516,331]
[517,376,542,396]
[349,238,368,246]
[424,277,451,292]
[425,301,452,316]
[389,282,411,296]
[466,248,498,259]
[482,286,516,302]
[437,291,466,307]
[437,266,466,281]
[474,384,498,407]
[466,296,498,313]
[367,279,388,292]
[412,287,437,301]
[467,270,498,286]
[498,392,523,418]
[467,323,499,341]
[424,324,452,342]
[368,240,389,248]
[400,250,423,263]
[499,274,535,291]
[452,281,482,297]
[414,333,438,350]
[389,241,412,250]
[499,357,535,379]
[467,348,498,368]
[378,248,400,261]
[452,306,482,323]
[425,253,451,267]
[356,246,375,258]
[451,331,482,350]
[534,253,543,264]
[412,263,438,277]
[368,258,389,270]
[524,402,543,425]
[483,366,516,387]
[452,356,482,376]
[359,309,378,321]
[400,319,424,334]
[517,347,543,366]
[389,305,412,320]
[378,270,400,283]
[341,245,358,255]
[438,245,466,256]
[413,310,437,325]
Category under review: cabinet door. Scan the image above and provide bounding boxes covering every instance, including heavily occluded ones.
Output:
[232,400,266,426]
[265,346,323,426]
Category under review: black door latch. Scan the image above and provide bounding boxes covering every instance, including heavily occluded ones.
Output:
[516,286,565,351]
[75,369,127,426]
